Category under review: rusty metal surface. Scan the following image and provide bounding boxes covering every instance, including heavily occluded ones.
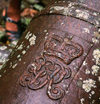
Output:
[0,0,100,104]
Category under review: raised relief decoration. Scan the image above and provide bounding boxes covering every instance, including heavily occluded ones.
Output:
[19,34,83,100]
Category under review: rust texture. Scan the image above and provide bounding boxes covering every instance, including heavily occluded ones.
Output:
[0,0,100,104]
[19,35,83,100]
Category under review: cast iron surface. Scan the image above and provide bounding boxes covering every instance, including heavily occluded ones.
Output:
[0,0,100,104]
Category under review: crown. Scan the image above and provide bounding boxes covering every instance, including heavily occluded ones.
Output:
[44,35,83,64]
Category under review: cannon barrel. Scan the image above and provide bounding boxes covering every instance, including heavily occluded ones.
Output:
[0,0,100,104]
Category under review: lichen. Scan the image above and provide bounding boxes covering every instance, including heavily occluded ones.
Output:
[91,91,95,95]
[92,38,99,44]
[18,44,23,50]
[83,61,87,66]
[93,49,100,65]
[91,65,99,76]
[82,28,90,34]
[82,79,96,93]
[29,34,36,46]
[80,98,85,104]
[76,9,89,19]
[85,69,90,74]
[22,50,26,55]
[98,76,100,82]
[17,55,21,58]
[25,31,32,40]
[12,63,17,69]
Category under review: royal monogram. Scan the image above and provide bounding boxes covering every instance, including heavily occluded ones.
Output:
[19,34,83,100]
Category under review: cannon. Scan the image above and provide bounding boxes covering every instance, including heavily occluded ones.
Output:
[0,0,100,104]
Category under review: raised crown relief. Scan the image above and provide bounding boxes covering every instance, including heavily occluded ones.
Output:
[19,34,83,100]
[44,35,83,64]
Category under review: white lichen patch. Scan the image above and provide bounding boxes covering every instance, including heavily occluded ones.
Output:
[12,63,17,69]
[76,9,89,20]
[80,98,85,104]
[29,34,36,46]
[0,52,9,64]
[98,76,100,82]
[0,65,2,70]
[9,62,13,68]
[89,91,95,99]
[17,44,23,50]
[19,58,21,61]
[44,30,48,33]
[93,12,98,16]
[27,45,30,49]
[50,4,73,15]
[85,69,90,74]
[22,50,26,55]
[63,84,66,88]
[82,28,90,34]
[50,3,99,28]
[17,55,21,58]
[11,40,18,46]
[80,78,83,80]
[9,49,13,53]
[61,22,64,25]
[92,38,99,44]
[98,29,100,33]
[57,52,62,57]
[46,33,49,35]
[82,79,96,93]
[83,61,87,66]
[95,20,100,27]
[91,65,100,76]
[50,6,64,11]
[92,32,100,44]
[25,31,32,40]
[93,49,100,65]
[31,63,37,70]
[89,93,92,99]
[91,91,95,95]
[65,90,69,94]
[94,32,100,38]
[0,75,2,78]
[10,50,15,57]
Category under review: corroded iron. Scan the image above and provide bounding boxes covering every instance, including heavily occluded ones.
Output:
[19,35,83,100]
[0,0,100,104]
